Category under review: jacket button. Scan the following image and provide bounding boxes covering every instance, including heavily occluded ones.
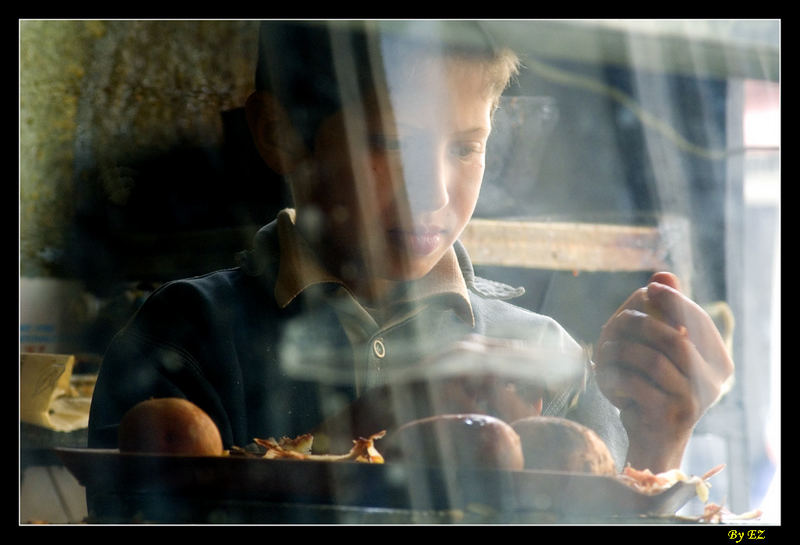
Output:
[372,338,386,359]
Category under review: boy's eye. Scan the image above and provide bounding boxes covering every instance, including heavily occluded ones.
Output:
[449,142,483,159]
[369,134,482,161]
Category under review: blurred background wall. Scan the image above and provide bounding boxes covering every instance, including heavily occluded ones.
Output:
[20,20,286,288]
[19,20,279,523]
[20,20,293,358]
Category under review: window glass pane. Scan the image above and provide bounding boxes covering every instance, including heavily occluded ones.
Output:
[20,19,780,524]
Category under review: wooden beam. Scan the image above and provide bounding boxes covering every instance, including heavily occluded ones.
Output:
[460,218,689,273]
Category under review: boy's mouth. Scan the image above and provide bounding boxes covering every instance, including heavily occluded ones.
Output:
[389,227,444,257]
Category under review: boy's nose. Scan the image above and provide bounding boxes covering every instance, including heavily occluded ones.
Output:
[403,149,449,215]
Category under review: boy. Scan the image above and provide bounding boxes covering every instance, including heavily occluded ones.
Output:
[88,21,733,476]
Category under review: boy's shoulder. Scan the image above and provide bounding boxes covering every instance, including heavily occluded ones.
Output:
[467,277,579,350]
[148,267,252,302]
[468,274,526,301]
[132,265,277,334]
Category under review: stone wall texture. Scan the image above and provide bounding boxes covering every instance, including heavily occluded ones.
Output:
[20,20,260,277]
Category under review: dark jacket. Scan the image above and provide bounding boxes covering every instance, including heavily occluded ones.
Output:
[88,219,628,467]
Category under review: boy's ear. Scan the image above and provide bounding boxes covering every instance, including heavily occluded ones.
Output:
[245,91,310,175]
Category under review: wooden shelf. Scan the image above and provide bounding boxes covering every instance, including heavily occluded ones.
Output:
[460,217,691,277]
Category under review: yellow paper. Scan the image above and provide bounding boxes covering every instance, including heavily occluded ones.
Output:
[20,353,90,432]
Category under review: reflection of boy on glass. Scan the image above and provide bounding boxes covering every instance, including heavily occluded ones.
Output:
[88,21,733,475]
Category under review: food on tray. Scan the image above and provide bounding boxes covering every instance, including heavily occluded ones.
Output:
[383,413,525,470]
[231,431,386,463]
[264,433,315,456]
[118,397,224,456]
[115,394,721,512]
[617,463,724,502]
[510,416,617,475]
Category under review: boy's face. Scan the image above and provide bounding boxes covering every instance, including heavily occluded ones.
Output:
[295,58,495,296]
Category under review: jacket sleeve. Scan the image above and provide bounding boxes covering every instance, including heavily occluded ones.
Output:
[468,293,630,470]
[87,275,245,449]
[564,367,630,472]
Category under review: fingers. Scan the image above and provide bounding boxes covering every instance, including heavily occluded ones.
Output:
[594,273,736,465]
[600,309,695,377]
[597,337,722,407]
[601,275,733,380]
[606,275,689,331]
[649,271,681,291]
[596,311,729,415]
[645,279,701,331]
[596,339,692,397]
[594,342,711,438]
[595,362,681,427]
[603,272,683,329]
[645,282,734,380]
[603,286,648,327]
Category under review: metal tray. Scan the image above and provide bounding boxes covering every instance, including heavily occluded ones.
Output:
[56,448,700,521]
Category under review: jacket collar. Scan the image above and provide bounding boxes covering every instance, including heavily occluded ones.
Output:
[238,210,526,314]
[241,209,498,326]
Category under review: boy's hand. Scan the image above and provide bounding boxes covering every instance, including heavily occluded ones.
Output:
[594,272,734,473]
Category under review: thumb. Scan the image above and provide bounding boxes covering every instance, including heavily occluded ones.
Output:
[649,271,681,292]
